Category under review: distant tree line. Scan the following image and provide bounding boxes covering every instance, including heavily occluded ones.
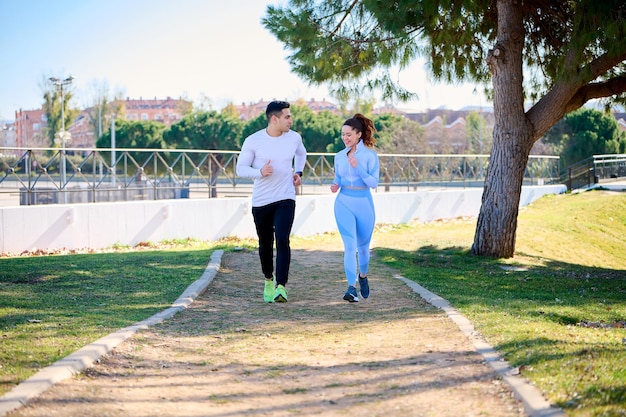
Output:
[94,104,498,156]
[2,105,623,184]
[35,75,625,167]
[94,104,625,168]
[543,108,626,170]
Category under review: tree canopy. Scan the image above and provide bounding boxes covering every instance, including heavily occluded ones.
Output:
[263,0,626,257]
[290,104,344,152]
[544,108,626,169]
[163,110,243,151]
[43,80,79,147]
[264,0,626,112]
[96,119,167,150]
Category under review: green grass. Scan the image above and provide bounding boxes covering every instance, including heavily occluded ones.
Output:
[374,190,626,417]
[0,190,624,417]
[0,239,255,396]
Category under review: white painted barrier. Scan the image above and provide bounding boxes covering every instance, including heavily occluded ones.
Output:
[0,185,565,255]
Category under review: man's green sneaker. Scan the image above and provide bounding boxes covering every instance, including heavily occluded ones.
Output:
[263,278,275,303]
[273,284,288,302]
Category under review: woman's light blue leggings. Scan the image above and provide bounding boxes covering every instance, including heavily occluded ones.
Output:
[334,188,375,286]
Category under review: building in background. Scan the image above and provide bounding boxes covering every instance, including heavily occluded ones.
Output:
[15,109,48,149]
[67,112,95,149]
[9,97,624,153]
[116,96,191,126]
[13,97,191,149]
[1,121,16,155]
[234,97,340,121]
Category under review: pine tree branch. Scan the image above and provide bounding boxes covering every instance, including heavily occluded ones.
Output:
[566,75,626,113]
[331,0,359,36]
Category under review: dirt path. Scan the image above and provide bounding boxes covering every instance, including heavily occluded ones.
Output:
[9,237,525,417]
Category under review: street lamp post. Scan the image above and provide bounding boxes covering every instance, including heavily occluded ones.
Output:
[50,76,73,203]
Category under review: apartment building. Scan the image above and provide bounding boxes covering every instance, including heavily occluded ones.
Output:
[119,96,191,126]
[13,97,191,149]
[15,109,48,148]
[12,96,620,153]
[234,97,340,120]
[1,122,16,149]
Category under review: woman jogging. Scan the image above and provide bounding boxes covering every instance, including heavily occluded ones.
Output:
[330,113,380,302]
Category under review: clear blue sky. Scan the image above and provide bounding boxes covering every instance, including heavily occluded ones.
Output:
[0,0,489,120]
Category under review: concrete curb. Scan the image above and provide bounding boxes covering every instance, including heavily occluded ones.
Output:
[395,275,566,417]
[0,250,224,417]
[0,251,565,417]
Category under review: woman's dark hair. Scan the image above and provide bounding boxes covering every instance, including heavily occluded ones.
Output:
[266,100,290,121]
[343,113,377,147]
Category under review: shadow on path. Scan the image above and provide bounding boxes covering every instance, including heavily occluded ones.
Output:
[4,243,561,417]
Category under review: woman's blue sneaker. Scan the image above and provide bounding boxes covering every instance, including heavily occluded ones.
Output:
[359,276,370,299]
[343,285,359,302]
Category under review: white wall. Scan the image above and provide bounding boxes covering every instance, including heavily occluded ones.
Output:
[0,185,565,255]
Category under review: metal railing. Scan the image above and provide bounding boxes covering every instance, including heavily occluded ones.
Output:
[593,153,626,180]
[562,153,626,191]
[0,147,561,206]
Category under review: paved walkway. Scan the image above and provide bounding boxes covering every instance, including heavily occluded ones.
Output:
[1,248,564,417]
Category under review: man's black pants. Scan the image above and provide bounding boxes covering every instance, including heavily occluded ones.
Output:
[252,199,295,286]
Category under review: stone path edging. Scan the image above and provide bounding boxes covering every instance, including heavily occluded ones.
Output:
[0,250,224,417]
[395,275,565,417]
[0,250,565,417]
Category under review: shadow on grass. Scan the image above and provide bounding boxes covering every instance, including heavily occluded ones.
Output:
[375,245,626,321]
[0,249,214,329]
[2,243,624,414]
[0,248,215,395]
[374,244,626,414]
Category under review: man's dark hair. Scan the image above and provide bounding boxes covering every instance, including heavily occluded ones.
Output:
[266,100,290,121]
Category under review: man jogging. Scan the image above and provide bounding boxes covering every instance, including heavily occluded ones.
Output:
[236,101,307,303]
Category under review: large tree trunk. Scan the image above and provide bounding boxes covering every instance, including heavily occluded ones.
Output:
[472,126,533,257]
[471,0,534,258]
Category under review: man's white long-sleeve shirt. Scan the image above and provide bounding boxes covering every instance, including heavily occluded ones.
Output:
[236,129,307,207]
